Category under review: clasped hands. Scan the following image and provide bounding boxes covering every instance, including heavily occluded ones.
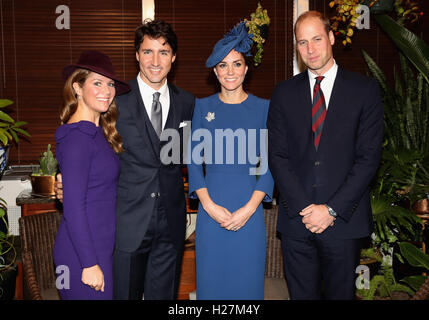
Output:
[300,204,335,234]
[204,202,253,232]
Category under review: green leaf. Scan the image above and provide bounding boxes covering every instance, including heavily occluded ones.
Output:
[0,99,13,108]
[0,129,9,146]
[401,275,426,291]
[374,14,429,84]
[0,110,14,123]
[12,127,30,137]
[13,121,27,127]
[399,242,429,270]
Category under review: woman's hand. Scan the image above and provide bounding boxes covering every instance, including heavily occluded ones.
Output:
[222,190,267,232]
[195,188,232,226]
[221,204,255,231]
[81,264,105,292]
[204,202,233,225]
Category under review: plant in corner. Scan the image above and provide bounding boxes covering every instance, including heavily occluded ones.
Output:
[0,197,17,300]
[0,99,30,174]
[30,144,58,196]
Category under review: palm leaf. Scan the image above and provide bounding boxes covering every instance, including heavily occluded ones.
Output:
[399,242,429,270]
[374,14,429,84]
[0,110,14,123]
[0,99,13,108]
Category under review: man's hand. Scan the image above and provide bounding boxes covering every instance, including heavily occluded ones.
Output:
[300,204,335,234]
[55,173,63,202]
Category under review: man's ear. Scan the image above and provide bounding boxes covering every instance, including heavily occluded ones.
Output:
[172,54,176,64]
[329,30,335,46]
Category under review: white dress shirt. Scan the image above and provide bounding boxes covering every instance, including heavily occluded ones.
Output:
[308,60,338,110]
[136,73,170,130]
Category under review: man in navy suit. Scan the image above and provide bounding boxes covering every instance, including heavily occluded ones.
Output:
[267,11,383,299]
[113,20,194,300]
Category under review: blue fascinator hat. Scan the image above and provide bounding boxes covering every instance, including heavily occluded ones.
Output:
[205,22,254,68]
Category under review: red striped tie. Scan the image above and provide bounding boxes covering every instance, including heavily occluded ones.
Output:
[312,76,326,150]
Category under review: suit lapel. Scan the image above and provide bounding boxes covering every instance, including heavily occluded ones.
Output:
[164,83,180,131]
[298,72,317,156]
[317,67,344,152]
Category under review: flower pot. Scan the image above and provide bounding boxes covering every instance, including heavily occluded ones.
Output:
[363,0,395,14]
[412,198,429,215]
[30,175,55,196]
[0,145,9,175]
[0,266,17,300]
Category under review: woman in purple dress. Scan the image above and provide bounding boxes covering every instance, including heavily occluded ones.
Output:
[53,51,130,299]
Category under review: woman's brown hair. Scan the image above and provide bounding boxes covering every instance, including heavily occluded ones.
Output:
[60,68,123,153]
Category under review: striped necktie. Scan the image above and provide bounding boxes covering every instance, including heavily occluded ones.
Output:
[312,76,326,150]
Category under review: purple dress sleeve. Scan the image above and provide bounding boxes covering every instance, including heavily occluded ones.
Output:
[56,124,99,268]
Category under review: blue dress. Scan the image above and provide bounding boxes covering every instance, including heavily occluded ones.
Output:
[188,94,274,300]
[54,121,120,299]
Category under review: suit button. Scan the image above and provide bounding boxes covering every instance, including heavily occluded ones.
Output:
[157,192,161,197]
[151,193,156,198]
[315,161,320,166]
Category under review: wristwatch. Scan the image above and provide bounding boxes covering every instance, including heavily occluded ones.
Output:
[325,204,338,218]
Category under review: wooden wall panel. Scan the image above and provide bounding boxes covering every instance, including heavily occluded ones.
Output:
[156,0,293,100]
[1,0,141,164]
[5,0,426,164]
[310,0,429,85]
[2,0,294,164]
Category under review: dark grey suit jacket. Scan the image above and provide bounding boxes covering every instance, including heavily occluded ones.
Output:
[114,77,195,252]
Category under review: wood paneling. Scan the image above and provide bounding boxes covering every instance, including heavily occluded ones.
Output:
[156,0,293,99]
[2,0,294,164]
[310,0,429,85]
[5,0,426,164]
[1,0,141,164]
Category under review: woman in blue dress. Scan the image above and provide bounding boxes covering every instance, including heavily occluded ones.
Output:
[188,22,274,300]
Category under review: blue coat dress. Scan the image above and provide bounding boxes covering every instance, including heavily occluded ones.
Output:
[188,93,274,300]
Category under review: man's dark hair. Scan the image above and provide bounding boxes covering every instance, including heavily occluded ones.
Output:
[134,19,178,54]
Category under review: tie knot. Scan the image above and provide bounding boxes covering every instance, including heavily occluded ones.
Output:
[153,92,161,102]
[315,76,324,84]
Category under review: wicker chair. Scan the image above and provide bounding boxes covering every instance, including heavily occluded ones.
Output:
[264,206,284,278]
[19,211,61,300]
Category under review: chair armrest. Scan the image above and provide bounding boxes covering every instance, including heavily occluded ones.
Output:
[21,251,43,300]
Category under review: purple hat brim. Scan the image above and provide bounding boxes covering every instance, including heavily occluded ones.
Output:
[62,64,130,96]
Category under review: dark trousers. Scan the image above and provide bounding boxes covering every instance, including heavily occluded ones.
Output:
[281,233,362,300]
[113,204,182,300]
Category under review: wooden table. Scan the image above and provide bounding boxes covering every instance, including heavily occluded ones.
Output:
[16,190,60,217]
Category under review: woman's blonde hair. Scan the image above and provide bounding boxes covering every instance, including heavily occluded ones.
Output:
[60,68,123,153]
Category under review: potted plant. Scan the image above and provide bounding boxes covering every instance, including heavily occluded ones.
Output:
[31,144,58,196]
[329,0,423,46]
[363,49,429,206]
[0,99,30,175]
[399,241,429,299]
[0,197,17,300]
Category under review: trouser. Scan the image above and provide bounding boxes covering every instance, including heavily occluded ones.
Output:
[113,204,182,300]
[281,233,362,300]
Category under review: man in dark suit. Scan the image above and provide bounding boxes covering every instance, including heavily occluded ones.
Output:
[267,11,383,299]
[113,20,194,300]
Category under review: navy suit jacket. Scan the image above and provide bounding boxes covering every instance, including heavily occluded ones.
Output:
[114,78,195,252]
[267,66,383,239]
